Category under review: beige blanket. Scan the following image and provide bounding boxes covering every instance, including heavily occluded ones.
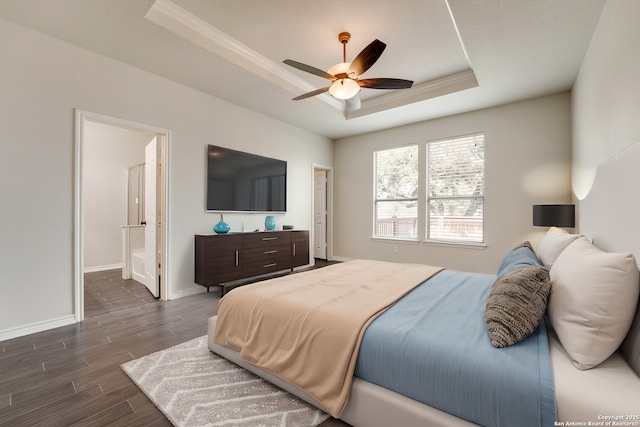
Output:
[213,259,443,417]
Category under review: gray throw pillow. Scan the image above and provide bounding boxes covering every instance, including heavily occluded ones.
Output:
[486,266,551,348]
[496,242,541,278]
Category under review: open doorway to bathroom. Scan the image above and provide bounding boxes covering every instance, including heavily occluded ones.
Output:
[74,110,169,321]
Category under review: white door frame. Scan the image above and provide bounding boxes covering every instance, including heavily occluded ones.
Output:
[144,137,160,298]
[74,109,171,322]
[311,164,333,262]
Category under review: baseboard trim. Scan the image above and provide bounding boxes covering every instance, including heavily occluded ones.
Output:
[168,285,208,300]
[83,263,123,273]
[0,315,77,342]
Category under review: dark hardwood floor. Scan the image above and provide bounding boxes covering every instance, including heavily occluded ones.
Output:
[0,260,348,426]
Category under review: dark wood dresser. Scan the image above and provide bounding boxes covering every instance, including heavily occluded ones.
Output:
[195,230,309,294]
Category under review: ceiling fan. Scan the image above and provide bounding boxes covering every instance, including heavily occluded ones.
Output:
[283,32,413,109]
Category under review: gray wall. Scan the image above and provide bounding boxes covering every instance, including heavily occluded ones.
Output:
[0,17,333,338]
[333,93,572,273]
[572,0,640,200]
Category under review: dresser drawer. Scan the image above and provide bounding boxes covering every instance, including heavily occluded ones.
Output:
[243,256,292,278]
[242,232,291,249]
[243,244,291,264]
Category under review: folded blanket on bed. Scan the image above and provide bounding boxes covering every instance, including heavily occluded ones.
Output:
[213,259,443,417]
[355,269,557,427]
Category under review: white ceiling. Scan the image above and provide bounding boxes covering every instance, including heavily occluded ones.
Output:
[0,0,606,139]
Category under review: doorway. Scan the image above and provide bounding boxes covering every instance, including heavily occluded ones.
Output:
[74,110,170,322]
[312,165,333,261]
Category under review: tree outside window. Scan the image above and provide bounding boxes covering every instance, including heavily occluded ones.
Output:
[374,145,418,239]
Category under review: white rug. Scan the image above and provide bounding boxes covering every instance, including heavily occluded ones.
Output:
[122,336,330,427]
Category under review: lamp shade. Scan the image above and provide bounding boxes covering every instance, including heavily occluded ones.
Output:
[532,204,575,228]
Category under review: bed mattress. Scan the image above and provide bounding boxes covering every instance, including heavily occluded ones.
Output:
[208,315,640,426]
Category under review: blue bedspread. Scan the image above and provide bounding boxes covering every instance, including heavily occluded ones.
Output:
[354,269,556,427]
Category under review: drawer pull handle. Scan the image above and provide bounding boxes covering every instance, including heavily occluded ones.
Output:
[235,250,239,266]
[262,237,278,241]
[263,250,277,254]
[293,243,296,256]
[264,263,277,268]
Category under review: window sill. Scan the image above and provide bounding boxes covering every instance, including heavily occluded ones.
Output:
[423,240,487,249]
[371,236,419,244]
[371,237,486,250]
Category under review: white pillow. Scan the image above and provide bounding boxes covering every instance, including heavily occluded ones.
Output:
[536,227,582,266]
[547,236,640,370]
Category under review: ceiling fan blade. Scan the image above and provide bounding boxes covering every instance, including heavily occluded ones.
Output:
[345,95,361,112]
[292,86,330,101]
[358,78,414,89]
[348,39,386,77]
[283,59,335,80]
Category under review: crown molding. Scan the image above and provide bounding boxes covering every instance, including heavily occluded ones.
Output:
[346,69,478,119]
[145,0,344,111]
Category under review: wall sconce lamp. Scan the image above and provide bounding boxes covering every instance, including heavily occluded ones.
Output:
[532,204,575,228]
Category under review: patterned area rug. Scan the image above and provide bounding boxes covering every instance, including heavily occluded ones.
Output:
[122,336,330,427]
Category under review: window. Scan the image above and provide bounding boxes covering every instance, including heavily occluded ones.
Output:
[374,145,419,239]
[426,134,484,243]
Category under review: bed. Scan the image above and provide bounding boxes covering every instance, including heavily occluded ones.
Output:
[207,141,640,427]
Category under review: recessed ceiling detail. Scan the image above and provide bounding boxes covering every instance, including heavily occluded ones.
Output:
[145,0,477,119]
[347,69,478,120]
[0,0,606,138]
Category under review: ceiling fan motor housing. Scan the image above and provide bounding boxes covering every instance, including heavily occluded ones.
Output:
[338,32,351,44]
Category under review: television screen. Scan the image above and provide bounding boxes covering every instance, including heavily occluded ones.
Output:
[207,145,287,212]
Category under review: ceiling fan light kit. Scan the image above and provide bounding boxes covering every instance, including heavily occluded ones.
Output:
[329,78,360,100]
[327,61,360,100]
[283,32,413,106]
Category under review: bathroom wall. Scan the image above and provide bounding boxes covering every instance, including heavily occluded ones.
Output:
[83,120,155,271]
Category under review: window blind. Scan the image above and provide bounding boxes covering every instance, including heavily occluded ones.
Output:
[427,133,485,243]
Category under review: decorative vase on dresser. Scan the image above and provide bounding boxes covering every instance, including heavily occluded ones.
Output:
[213,214,230,234]
[264,215,276,231]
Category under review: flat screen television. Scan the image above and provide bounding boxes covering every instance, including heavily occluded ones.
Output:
[207,145,287,212]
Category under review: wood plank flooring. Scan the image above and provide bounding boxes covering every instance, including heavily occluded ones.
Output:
[0,262,348,426]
